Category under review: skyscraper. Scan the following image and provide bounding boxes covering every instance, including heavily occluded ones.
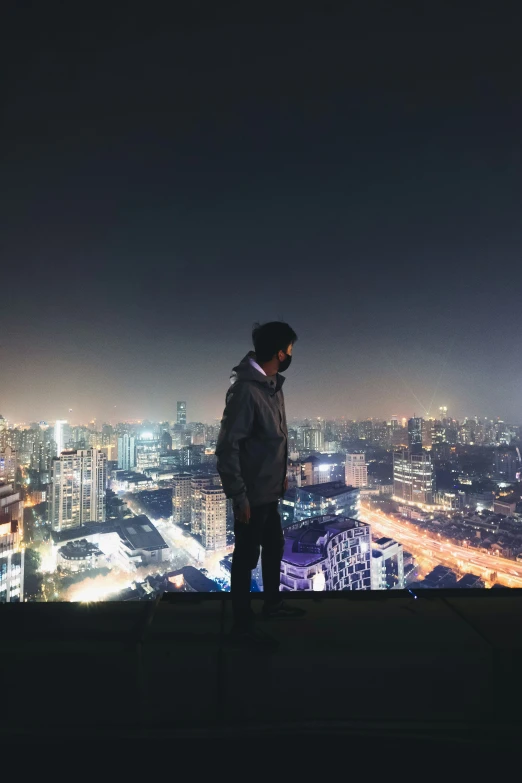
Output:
[345,452,368,487]
[393,450,434,504]
[172,472,192,526]
[0,446,18,485]
[53,419,68,456]
[407,417,424,454]
[191,473,217,535]
[200,485,227,551]
[49,448,107,531]
[0,483,24,602]
[294,481,360,522]
[177,401,187,428]
[117,433,136,471]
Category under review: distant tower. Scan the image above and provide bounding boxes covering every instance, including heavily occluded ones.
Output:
[117,433,136,471]
[439,406,448,422]
[177,401,187,428]
[172,472,192,526]
[200,485,227,551]
[53,419,68,456]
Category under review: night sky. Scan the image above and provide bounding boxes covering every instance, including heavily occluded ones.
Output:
[2,2,522,424]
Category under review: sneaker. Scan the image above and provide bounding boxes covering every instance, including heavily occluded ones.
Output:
[228,624,279,651]
[261,600,307,620]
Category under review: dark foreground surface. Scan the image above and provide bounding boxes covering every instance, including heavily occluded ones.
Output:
[1,590,521,749]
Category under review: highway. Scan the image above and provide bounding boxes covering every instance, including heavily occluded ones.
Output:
[359,504,522,588]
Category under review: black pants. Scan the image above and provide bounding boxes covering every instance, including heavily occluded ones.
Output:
[231,501,285,628]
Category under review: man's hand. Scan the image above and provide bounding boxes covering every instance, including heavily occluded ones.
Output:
[234,499,251,524]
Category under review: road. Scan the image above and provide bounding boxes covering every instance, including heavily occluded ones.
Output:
[359,504,522,588]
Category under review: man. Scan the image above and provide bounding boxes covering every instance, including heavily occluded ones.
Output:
[216,321,306,648]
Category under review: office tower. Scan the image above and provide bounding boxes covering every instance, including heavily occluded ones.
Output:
[135,434,161,472]
[345,452,368,488]
[200,485,227,551]
[190,473,217,535]
[0,446,18,485]
[0,415,6,448]
[0,483,24,602]
[371,537,405,590]
[53,419,68,456]
[280,516,371,591]
[49,448,107,532]
[191,423,206,446]
[301,427,323,452]
[294,481,360,522]
[161,429,172,452]
[177,401,187,428]
[390,415,399,430]
[117,433,136,470]
[495,449,518,482]
[393,450,434,504]
[172,472,192,526]
[439,406,448,422]
[301,455,332,485]
[407,417,423,454]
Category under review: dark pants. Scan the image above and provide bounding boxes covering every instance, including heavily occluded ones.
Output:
[231,501,285,628]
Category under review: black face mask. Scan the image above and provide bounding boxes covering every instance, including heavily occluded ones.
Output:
[278,352,292,373]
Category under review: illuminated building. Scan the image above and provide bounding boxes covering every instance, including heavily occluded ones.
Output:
[172,472,192,526]
[200,485,227,551]
[177,401,187,428]
[371,537,404,590]
[345,452,368,488]
[0,446,17,485]
[117,433,136,471]
[294,481,359,522]
[494,449,518,483]
[407,417,423,455]
[135,434,161,472]
[280,515,371,591]
[301,455,331,485]
[300,427,324,452]
[393,450,434,504]
[0,483,24,602]
[49,448,107,531]
[53,419,68,456]
[191,473,218,535]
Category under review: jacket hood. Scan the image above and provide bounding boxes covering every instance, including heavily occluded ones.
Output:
[230,352,286,391]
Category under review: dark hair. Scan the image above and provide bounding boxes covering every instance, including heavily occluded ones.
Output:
[252,321,298,363]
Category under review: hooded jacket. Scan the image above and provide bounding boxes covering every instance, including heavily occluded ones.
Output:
[215,352,288,508]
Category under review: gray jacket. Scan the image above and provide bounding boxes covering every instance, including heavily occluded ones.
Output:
[215,352,288,508]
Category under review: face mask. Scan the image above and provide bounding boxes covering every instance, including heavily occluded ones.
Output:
[278,352,292,372]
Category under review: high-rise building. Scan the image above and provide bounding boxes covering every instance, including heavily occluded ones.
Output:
[177,401,187,428]
[371,537,405,590]
[201,486,227,551]
[117,433,136,471]
[294,481,360,522]
[49,448,107,532]
[345,452,368,488]
[280,516,371,591]
[53,419,68,456]
[390,415,399,430]
[495,449,519,482]
[172,472,192,526]
[0,483,24,602]
[393,450,434,505]
[191,473,217,535]
[135,434,161,472]
[407,417,424,454]
[0,415,7,448]
[0,446,18,485]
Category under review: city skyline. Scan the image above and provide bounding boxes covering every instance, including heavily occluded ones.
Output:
[3,4,522,425]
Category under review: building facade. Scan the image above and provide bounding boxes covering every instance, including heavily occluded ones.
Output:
[117,433,136,471]
[201,486,227,551]
[191,473,218,535]
[135,436,161,472]
[393,450,434,505]
[371,537,405,590]
[280,516,371,592]
[49,448,107,531]
[0,446,17,485]
[294,481,360,522]
[0,483,24,602]
[177,401,187,428]
[345,452,368,488]
[172,472,193,526]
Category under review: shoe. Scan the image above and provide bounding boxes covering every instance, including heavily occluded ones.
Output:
[228,624,279,651]
[261,600,307,620]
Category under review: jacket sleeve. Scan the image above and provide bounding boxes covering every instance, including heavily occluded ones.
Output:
[215,383,254,506]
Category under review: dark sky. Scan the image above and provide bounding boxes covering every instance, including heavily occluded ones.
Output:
[2,1,522,425]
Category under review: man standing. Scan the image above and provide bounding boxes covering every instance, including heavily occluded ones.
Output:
[216,321,305,648]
